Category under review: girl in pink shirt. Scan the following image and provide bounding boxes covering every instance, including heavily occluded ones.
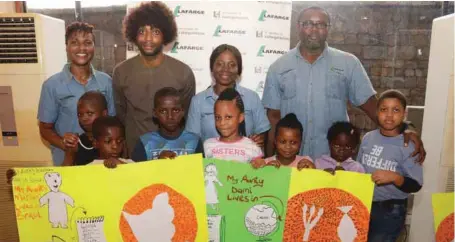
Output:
[314,121,365,174]
[203,88,263,163]
[252,113,314,169]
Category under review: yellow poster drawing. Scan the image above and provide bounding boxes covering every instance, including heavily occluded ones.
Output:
[284,169,374,242]
[432,192,454,242]
[12,154,208,242]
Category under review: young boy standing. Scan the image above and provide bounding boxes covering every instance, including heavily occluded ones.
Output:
[357,90,423,242]
[62,91,108,166]
[131,87,202,161]
[89,116,132,166]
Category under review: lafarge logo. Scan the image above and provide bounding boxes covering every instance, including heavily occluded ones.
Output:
[258,10,289,21]
[257,45,287,57]
[213,25,246,37]
[171,42,204,53]
[173,5,205,17]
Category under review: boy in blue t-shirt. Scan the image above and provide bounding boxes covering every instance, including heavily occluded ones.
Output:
[131,87,202,161]
[357,89,423,242]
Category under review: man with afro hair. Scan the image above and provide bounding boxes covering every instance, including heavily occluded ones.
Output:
[113,1,195,157]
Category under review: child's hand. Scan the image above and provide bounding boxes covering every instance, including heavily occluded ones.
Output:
[62,133,79,151]
[249,134,265,148]
[323,168,336,175]
[297,159,315,171]
[265,160,281,169]
[372,170,399,185]
[158,150,177,159]
[6,169,16,185]
[334,166,345,171]
[103,158,125,169]
[251,159,266,169]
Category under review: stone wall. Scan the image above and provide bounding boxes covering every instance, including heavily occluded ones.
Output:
[291,1,451,133]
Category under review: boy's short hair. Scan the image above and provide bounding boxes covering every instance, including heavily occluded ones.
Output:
[92,116,124,140]
[65,22,95,44]
[327,121,361,146]
[377,89,407,109]
[78,91,108,111]
[123,1,177,45]
[153,87,182,107]
[275,113,303,138]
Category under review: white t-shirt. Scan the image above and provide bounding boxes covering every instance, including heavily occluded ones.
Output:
[203,137,263,163]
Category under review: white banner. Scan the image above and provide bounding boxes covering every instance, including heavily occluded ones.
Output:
[126,1,292,96]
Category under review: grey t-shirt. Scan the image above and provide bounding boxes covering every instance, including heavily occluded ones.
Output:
[357,129,423,201]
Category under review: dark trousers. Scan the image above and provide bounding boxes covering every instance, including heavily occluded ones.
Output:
[368,199,407,242]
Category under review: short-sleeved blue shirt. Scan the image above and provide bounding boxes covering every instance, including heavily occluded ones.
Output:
[262,43,376,159]
[186,85,270,142]
[37,64,116,165]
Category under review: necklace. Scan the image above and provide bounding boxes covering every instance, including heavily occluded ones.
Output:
[78,139,94,150]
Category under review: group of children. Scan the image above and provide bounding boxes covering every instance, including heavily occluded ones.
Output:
[7,86,422,241]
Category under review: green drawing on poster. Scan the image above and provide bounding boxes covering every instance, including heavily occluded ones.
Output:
[203,159,292,242]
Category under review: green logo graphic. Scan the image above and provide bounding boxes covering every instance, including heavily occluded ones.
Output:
[258,10,289,21]
[213,25,222,37]
[258,10,267,21]
[173,5,181,17]
[257,45,265,57]
[257,45,286,57]
[171,42,203,53]
[171,42,180,53]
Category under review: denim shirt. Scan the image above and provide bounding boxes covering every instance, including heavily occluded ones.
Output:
[37,64,116,165]
[262,42,376,159]
[186,85,270,142]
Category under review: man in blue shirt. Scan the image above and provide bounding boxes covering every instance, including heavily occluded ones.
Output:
[37,22,115,166]
[263,7,425,161]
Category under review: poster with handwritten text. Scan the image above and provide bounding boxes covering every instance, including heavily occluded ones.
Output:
[203,159,292,242]
[12,154,208,242]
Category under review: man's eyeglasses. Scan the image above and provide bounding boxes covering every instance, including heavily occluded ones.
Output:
[298,21,330,29]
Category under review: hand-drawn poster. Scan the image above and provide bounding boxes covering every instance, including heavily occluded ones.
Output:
[432,192,454,242]
[12,154,208,242]
[203,159,292,242]
[284,169,375,242]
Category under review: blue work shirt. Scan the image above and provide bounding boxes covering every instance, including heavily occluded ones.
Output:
[262,42,376,159]
[186,85,270,142]
[37,64,116,165]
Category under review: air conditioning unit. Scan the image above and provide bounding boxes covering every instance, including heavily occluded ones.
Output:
[0,13,66,163]
[409,14,454,242]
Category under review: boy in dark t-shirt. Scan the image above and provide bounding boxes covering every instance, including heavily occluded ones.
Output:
[62,91,108,166]
[131,87,202,161]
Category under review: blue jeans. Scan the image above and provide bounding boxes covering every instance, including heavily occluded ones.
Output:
[368,200,407,242]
